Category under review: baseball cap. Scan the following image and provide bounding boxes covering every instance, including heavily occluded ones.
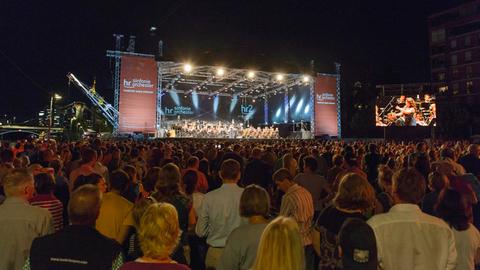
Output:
[339,218,378,270]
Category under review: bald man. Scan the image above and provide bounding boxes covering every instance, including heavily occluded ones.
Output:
[25,185,123,270]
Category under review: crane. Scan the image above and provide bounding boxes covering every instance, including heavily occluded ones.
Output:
[67,73,119,129]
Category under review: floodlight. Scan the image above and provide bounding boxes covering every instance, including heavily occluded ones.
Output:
[216,68,225,76]
[303,75,310,82]
[247,71,255,79]
[183,64,193,73]
[276,74,284,81]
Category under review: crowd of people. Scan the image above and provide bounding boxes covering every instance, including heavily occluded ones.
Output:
[164,120,279,139]
[0,138,480,270]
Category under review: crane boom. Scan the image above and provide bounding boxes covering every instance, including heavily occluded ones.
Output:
[67,73,119,129]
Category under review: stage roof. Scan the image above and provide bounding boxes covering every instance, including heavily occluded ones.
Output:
[157,61,312,99]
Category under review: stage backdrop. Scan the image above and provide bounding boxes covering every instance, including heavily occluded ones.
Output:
[118,55,157,133]
[314,74,339,137]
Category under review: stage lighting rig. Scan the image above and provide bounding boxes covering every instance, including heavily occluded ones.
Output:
[216,68,225,77]
[183,63,193,73]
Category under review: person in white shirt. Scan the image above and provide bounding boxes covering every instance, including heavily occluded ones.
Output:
[368,168,457,270]
[436,188,480,270]
[196,159,245,269]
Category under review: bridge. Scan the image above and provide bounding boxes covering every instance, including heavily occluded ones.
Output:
[0,125,64,137]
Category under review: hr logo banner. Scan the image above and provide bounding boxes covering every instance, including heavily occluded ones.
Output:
[241,104,254,114]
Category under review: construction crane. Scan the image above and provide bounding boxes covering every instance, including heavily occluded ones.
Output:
[67,73,119,129]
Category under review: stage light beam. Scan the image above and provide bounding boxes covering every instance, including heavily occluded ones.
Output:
[295,99,304,114]
[304,104,310,114]
[213,95,219,114]
[192,91,199,109]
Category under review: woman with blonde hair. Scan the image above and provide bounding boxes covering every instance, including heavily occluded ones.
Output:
[119,202,190,270]
[314,173,376,270]
[252,216,304,270]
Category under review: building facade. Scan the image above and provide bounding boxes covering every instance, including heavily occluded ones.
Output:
[429,0,480,96]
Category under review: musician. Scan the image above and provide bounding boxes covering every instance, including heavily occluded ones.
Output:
[395,97,417,126]
[396,95,406,107]
[428,103,436,126]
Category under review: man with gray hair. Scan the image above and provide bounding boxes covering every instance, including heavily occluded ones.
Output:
[0,168,53,270]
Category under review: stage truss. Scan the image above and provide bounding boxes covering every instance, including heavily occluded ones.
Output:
[102,51,342,138]
[156,62,312,99]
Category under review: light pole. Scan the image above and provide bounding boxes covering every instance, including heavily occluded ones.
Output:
[47,93,62,139]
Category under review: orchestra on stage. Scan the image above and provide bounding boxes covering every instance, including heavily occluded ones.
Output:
[160,120,280,139]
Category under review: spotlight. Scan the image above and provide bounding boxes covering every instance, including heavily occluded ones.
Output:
[303,75,310,82]
[216,68,225,77]
[252,99,256,103]
[276,74,284,81]
[247,71,255,79]
[183,63,193,73]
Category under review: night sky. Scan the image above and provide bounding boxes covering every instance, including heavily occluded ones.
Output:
[0,0,467,121]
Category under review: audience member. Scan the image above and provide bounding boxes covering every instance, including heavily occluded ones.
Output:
[273,168,315,270]
[436,188,480,270]
[127,196,156,261]
[422,171,449,216]
[315,173,375,270]
[196,159,244,269]
[243,147,273,190]
[218,185,270,270]
[26,184,123,270]
[363,143,382,189]
[96,170,134,244]
[0,168,54,270]
[376,165,394,212]
[30,172,64,232]
[459,144,480,177]
[183,157,209,193]
[73,173,107,193]
[151,163,191,265]
[368,168,457,270]
[338,218,378,270]
[119,203,191,270]
[252,216,304,270]
[49,159,70,226]
[294,156,330,218]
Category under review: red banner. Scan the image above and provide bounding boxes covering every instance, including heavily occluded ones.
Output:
[119,56,157,133]
[314,75,338,137]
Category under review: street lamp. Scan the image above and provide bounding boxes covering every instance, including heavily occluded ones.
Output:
[47,93,62,139]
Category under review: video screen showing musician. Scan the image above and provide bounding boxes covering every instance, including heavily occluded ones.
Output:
[375,95,436,127]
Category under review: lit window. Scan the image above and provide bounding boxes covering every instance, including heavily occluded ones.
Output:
[439,86,448,93]
[466,81,473,94]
